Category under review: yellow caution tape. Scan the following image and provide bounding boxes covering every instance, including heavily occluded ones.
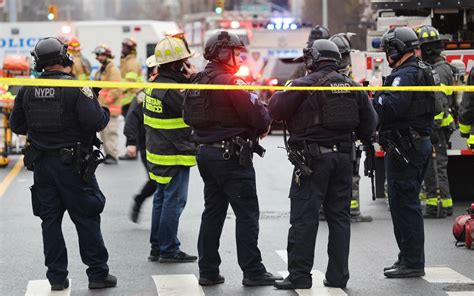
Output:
[1,77,474,92]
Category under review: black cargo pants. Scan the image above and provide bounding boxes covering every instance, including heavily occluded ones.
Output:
[287,151,352,287]
[31,154,109,285]
[196,146,267,279]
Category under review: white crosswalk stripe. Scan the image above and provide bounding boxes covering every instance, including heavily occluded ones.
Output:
[423,267,474,284]
[152,274,204,296]
[446,293,474,296]
[25,279,71,296]
[276,250,347,296]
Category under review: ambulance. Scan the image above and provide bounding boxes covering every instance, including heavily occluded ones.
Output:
[0,20,180,77]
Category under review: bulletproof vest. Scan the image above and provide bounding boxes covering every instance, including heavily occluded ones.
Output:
[184,70,246,128]
[401,59,437,119]
[23,74,74,132]
[288,71,360,133]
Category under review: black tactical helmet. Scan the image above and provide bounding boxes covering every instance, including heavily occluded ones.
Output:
[329,33,353,70]
[381,27,419,66]
[307,25,330,46]
[303,39,341,70]
[204,31,245,62]
[31,37,73,72]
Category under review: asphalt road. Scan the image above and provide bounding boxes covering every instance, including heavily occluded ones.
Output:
[1,134,473,296]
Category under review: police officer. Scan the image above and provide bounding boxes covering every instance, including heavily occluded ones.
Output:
[289,25,330,80]
[459,67,474,149]
[373,27,435,278]
[269,39,377,289]
[10,37,117,290]
[183,31,282,286]
[415,25,455,218]
[329,32,373,222]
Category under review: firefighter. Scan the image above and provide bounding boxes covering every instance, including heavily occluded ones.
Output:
[415,25,455,218]
[329,32,374,222]
[269,39,377,289]
[67,36,91,80]
[143,35,198,263]
[10,37,117,290]
[289,25,330,80]
[93,44,122,165]
[183,31,282,287]
[120,37,142,116]
[373,27,435,278]
[459,67,474,149]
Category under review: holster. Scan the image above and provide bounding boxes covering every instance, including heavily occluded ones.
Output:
[22,142,43,171]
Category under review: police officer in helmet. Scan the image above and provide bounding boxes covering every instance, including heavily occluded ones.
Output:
[329,32,374,222]
[10,37,117,290]
[269,39,377,289]
[184,30,282,287]
[373,27,435,278]
[414,25,455,218]
[290,25,330,80]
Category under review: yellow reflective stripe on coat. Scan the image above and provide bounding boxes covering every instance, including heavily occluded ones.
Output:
[468,135,474,149]
[143,114,189,130]
[146,151,196,166]
[426,198,453,208]
[350,200,359,209]
[434,112,444,121]
[440,113,454,127]
[459,123,472,135]
[125,72,139,81]
[148,172,172,184]
[440,83,453,96]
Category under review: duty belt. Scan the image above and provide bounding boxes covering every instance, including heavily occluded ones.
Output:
[199,136,266,167]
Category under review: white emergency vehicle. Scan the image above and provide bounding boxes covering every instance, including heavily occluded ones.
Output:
[0,20,180,76]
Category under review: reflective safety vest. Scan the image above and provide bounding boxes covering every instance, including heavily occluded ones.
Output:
[144,75,196,184]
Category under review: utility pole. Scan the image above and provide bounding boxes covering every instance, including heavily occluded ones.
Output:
[322,0,328,27]
[9,0,17,22]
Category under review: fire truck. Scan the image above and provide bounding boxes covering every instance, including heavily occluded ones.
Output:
[182,11,309,79]
[353,0,474,201]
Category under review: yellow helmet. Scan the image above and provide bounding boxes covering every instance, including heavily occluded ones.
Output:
[146,35,193,67]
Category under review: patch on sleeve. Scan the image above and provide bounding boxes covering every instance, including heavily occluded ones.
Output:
[234,78,247,86]
[80,87,94,99]
[391,77,401,87]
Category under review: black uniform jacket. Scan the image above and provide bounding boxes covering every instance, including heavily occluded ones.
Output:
[10,70,110,150]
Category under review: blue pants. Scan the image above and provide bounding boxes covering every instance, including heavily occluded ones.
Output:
[32,154,109,284]
[386,138,431,269]
[150,167,189,256]
[287,152,352,287]
[196,146,266,278]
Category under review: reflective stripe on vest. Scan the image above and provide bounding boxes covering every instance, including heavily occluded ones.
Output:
[143,114,189,130]
[426,197,453,208]
[148,172,172,184]
[350,199,359,209]
[146,150,196,166]
[459,123,472,135]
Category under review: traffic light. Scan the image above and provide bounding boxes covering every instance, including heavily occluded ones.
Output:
[215,0,225,14]
[47,4,58,21]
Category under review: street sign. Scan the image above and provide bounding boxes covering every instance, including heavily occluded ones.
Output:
[240,3,271,13]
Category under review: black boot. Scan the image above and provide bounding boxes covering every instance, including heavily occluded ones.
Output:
[148,248,160,261]
[88,274,117,289]
[274,276,312,289]
[130,196,145,223]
